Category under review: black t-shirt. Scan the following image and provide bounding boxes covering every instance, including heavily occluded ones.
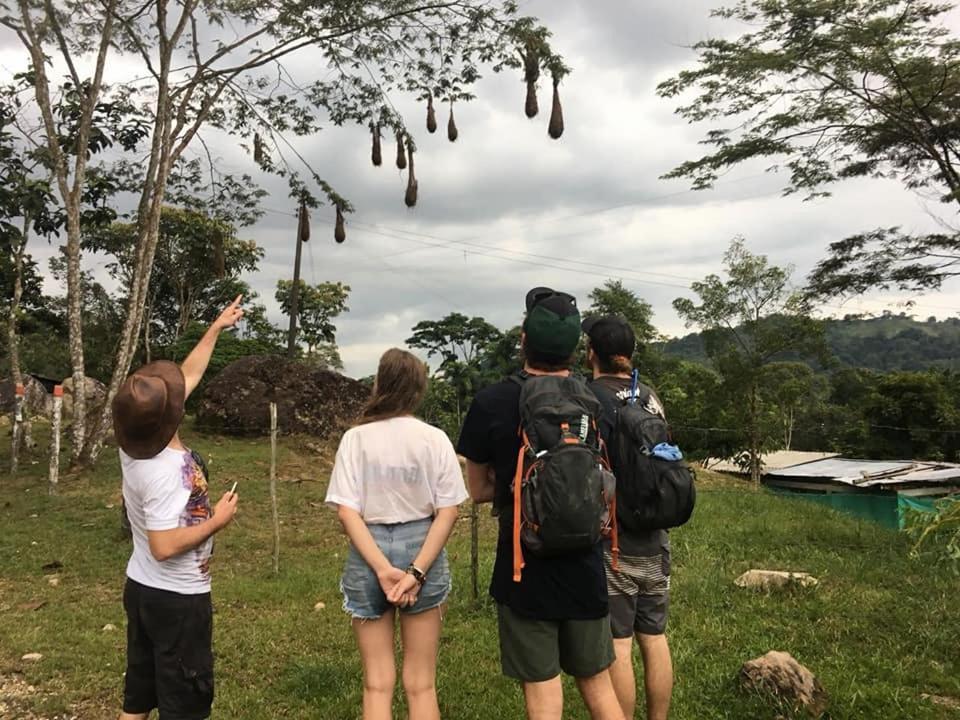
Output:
[456,377,609,620]
[590,375,669,557]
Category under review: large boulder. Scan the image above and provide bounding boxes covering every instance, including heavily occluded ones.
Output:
[0,375,55,419]
[61,376,109,422]
[196,355,368,437]
[740,650,828,717]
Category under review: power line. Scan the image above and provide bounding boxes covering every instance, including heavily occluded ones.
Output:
[259,201,960,317]
[672,422,960,437]
[339,222,695,290]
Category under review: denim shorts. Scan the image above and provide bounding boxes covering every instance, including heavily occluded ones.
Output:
[340,517,451,620]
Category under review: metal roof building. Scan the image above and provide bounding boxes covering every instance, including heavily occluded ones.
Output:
[763,457,960,529]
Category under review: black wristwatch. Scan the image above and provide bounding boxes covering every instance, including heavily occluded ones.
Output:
[406,564,426,586]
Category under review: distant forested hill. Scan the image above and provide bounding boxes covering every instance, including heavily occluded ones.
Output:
[660,313,960,371]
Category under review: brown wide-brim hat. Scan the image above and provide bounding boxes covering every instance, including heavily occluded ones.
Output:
[112,361,186,459]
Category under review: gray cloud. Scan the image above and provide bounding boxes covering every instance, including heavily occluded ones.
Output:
[10,1,960,377]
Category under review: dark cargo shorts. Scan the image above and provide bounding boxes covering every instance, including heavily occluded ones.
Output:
[123,578,214,720]
[497,603,615,682]
[604,548,670,637]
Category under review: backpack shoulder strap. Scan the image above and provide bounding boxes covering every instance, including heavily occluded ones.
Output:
[508,370,530,386]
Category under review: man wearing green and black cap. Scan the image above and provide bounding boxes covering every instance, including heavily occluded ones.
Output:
[457,288,624,720]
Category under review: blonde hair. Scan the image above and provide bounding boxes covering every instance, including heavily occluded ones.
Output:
[357,348,428,425]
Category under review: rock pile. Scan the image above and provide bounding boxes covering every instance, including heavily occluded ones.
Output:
[196,355,369,437]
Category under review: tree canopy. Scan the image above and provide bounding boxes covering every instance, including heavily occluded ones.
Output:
[674,238,825,480]
[0,0,572,464]
[276,280,351,369]
[658,0,960,296]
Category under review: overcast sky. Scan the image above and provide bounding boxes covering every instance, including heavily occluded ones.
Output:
[4,1,960,378]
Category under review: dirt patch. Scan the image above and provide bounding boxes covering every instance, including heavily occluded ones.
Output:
[922,693,960,710]
[196,356,368,437]
[0,674,78,720]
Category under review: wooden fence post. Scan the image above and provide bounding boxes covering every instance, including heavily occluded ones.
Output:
[269,402,280,575]
[49,385,63,495]
[470,502,480,601]
[11,383,24,475]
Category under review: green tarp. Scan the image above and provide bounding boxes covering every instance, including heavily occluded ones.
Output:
[770,489,953,530]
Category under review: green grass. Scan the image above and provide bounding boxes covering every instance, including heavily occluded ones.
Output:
[1,422,958,719]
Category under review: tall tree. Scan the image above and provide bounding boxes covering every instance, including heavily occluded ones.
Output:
[759,361,828,451]
[1,0,569,464]
[407,312,503,420]
[674,238,825,482]
[585,279,657,344]
[864,370,960,460]
[275,280,350,368]
[86,207,264,359]
[585,279,659,371]
[657,0,960,297]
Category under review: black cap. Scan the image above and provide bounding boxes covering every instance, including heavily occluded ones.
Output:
[582,314,636,359]
[525,287,558,312]
[523,287,581,356]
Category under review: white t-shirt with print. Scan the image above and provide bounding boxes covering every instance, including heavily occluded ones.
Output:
[325,416,468,524]
[122,447,214,594]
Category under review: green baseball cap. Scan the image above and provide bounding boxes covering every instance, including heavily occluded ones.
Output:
[523,287,581,357]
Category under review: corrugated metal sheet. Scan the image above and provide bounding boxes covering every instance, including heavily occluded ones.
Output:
[710,451,840,474]
[766,458,960,488]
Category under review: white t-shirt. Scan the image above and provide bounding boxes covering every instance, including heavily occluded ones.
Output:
[325,416,468,524]
[122,447,214,594]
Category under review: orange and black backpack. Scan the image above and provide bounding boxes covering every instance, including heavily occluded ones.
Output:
[509,372,618,582]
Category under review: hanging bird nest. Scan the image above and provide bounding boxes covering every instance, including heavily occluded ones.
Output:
[253,132,264,165]
[334,205,346,244]
[523,44,540,118]
[405,140,418,208]
[525,82,539,119]
[447,102,458,142]
[370,124,382,167]
[297,202,311,243]
[548,73,564,140]
[396,132,407,170]
[426,94,437,134]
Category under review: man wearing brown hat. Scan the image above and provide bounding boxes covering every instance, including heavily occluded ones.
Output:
[457,288,624,720]
[583,314,673,720]
[116,297,243,720]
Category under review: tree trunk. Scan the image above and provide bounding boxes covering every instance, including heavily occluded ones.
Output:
[7,223,26,388]
[81,62,177,465]
[65,210,87,464]
[749,383,761,484]
[143,300,153,364]
[785,407,794,452]
[82,212,166,465]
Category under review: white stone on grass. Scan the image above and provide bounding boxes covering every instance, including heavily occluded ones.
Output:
[735,569,819,590]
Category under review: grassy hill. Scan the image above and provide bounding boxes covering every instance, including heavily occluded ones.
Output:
[661,313,960,371]
[1,424,958,718]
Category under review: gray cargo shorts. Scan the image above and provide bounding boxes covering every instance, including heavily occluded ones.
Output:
[604,547,670,637]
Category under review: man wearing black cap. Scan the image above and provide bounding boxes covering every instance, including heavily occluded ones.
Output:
[457,288,624,720]
[583,315,673,720]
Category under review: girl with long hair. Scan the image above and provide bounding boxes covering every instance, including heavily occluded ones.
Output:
[326,348,467,720]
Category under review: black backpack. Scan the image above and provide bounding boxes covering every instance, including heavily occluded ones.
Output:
[509,372,618,582]
[593,375,696,532]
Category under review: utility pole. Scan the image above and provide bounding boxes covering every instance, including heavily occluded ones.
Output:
[287,200,309,357]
